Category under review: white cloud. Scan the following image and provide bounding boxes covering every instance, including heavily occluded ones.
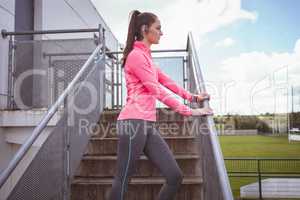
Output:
[156,0,257,49]
[91,0,257,49]
[215,37,236,47]
[208,38,300,115]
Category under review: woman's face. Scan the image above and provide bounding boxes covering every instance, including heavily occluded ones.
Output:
[144,18,163,44]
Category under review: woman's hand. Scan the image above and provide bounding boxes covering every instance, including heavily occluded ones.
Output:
[191,107,214,116]
[192,92,210,103]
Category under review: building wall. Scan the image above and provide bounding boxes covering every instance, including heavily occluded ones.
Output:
[0,0,119,110]
[13,0,35,109]
[0,128,13,176]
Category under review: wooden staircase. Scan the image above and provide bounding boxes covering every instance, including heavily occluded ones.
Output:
[71,109,203,200]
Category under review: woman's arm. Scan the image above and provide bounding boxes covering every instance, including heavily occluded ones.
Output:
[156,67,194,102]
[128,51,192,116]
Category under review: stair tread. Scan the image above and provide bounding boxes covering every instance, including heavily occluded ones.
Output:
[90,135,196,140]
[82,154,199,160]
[72,176,203,185]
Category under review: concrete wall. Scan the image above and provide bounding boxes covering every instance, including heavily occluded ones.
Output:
[0,128,13,174]
[0,0,15,109]
[13,0,35,109]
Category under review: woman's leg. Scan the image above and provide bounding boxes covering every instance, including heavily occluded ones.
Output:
[108,120,148,200]
[143,125,183,200]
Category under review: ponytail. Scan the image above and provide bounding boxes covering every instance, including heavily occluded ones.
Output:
[121,10,141,68]
[121,10,157,67]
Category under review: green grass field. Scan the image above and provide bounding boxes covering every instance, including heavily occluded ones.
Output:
[219,135,300,199]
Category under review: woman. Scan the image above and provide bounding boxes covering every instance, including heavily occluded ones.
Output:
[108,10,213,200]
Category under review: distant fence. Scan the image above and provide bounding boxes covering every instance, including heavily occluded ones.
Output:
[217,129,258,135]
[225,157,300,199]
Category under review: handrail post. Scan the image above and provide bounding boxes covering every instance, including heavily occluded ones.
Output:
[1,29,8,38]
[258,159,263,199]
[97,24,102,45]
[101,26,106,108]
[7,35,15,109]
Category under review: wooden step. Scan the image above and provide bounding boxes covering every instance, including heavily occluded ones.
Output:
[75,154,201,177]
[71,177,203,200]
[85,135,198,155]
[71,110,204,200]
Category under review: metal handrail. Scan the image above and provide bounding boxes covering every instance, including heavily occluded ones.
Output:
[187,32,234,200]
[0,44,104,189]
[1,27,99,38]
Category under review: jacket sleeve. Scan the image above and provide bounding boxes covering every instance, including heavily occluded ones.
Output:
[128,51,192,116]
[156,67,194,102]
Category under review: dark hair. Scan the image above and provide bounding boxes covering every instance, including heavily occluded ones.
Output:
[121,10,157,67]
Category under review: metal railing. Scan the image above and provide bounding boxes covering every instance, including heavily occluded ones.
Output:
[0,27,107,200]
[225,157,300,199]
[2,26,106,110]
[2,25,121,111]
[187,32,234,200]
[1,28,99,38]
[106,48,188,110]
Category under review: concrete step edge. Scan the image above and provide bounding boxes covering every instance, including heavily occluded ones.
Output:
[72,176,203,185]
[81,154,200,161]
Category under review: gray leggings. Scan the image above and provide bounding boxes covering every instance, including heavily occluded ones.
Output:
[108,119,183,200]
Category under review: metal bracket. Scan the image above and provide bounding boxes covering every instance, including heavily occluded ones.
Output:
[1,29,8,38]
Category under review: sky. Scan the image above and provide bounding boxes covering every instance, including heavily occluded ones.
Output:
[91,0,300,115]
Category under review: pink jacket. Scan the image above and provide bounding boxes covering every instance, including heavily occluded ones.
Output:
[117,40,193,121]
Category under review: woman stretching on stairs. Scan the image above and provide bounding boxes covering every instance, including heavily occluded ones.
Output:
[107,10,213,200]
